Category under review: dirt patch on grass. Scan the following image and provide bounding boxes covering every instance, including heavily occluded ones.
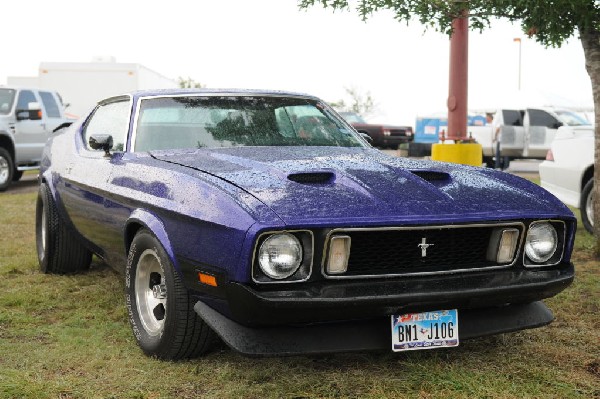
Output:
[586,360,600,377]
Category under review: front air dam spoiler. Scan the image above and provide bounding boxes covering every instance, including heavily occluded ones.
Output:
[194,301,554,357]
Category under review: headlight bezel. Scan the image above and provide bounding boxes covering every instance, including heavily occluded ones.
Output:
[523,220,566,267]
[486,227,521,265]
[252,230,313,284]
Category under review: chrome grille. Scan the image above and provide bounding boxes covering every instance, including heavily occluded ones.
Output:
[324,224,524,278]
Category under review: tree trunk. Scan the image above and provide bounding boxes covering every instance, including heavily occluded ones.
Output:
[580,27,600,256]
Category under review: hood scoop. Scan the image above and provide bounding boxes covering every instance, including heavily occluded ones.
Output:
[410,170,451,183]
[288,171,335,185]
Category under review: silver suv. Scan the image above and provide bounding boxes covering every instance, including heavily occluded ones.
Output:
[0,87,72,191]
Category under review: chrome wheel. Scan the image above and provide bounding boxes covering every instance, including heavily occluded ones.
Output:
[135,249,167,336]
[127,229,215,359]
[585,187,594,227]
[0,155,9,185]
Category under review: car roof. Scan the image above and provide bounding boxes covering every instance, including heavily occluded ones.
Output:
[0,86,57,92]
[127,88,318,101]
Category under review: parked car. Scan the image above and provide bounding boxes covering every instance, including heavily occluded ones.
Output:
[539,125,594,233]
[0,86,72,191]
[467,108,591,169]
[338,111,413,148]
[37,89,575,359]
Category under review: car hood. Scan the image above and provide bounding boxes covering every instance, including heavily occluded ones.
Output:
[150,147,570,226]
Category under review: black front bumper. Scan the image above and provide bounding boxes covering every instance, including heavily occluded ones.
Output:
[191,264,572,356]
[219,264,573,326]
[195,301,554,356]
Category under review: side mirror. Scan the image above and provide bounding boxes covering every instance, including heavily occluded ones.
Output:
[16,102,43,121]
[552,121,563,129]
[89,134,114,156]
[28,102,41,111]
[52,122,73,133]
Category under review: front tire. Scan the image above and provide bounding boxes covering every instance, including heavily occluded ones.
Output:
[125,229,215,360]
[36,183,92,274]
[0,148,14,191]
[580,179,594,234]
[12,170,23,182]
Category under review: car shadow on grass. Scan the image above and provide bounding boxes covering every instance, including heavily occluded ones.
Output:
[2,173,39,195]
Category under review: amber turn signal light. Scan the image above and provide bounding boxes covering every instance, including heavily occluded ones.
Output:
[198,272,217,287]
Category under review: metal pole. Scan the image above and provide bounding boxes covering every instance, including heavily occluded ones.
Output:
[447,10,468,141]
[432,4,481,166]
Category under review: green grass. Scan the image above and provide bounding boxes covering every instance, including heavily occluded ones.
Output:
[0,190,598,399]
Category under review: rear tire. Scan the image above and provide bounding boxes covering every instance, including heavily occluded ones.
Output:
[580,179,594,234]
[0,148,14,191]
[36,183,92,274]
[125,229,215,360]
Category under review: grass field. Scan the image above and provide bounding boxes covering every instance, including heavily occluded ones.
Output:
[0,186,598,399]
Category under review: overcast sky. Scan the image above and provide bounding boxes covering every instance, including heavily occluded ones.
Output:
[0,0,593,125]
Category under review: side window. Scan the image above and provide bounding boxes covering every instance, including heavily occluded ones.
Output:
[528,109,560,129]
[39,92,61,118]
[502,110,523,126]
[0,89,16,114]
[83,101,131,152]
[16,90,37,111]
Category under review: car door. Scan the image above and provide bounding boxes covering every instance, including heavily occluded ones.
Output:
[523,108,561,158]
[498,109,525,158]
[58,97,131,258]
[13,89,47,164]
[38,91,65,137]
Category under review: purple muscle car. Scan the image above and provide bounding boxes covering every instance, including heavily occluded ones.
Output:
[36,89,575,359]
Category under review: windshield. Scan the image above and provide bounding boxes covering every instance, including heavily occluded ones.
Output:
[555,110,591,126]
[134,96,365,151]
[339,112,367,124]
[0,89,16,115]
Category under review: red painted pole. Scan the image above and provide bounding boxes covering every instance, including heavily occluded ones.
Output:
[447,11,468,141]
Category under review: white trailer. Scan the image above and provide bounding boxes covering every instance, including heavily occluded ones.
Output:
[7,59,177,117]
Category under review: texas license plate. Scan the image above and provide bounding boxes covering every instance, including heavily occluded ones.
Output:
[391,309,459,352]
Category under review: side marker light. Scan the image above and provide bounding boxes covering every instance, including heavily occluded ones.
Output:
[198,273,218,287]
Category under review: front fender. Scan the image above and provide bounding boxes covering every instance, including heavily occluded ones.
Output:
[0,130,15,160]
[125,208,177,272]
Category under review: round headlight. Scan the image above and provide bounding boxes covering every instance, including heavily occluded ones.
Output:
[525,222,558,263]
[258,233,302,279]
